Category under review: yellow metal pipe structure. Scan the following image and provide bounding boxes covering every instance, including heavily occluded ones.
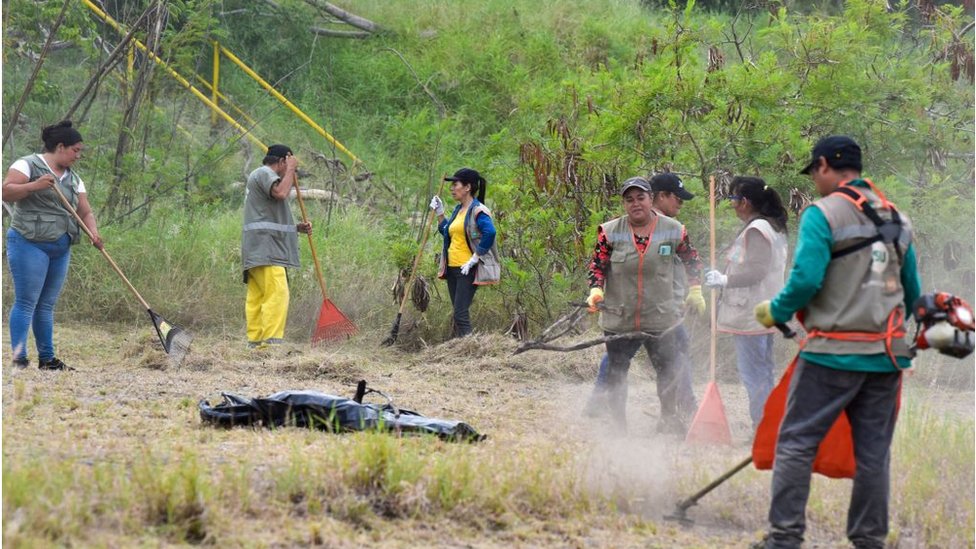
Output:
[211,41,219,127]
[194,75,258,127]
[79,0,266,150]
[216,44,361,165]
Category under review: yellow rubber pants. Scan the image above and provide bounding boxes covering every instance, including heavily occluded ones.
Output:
[246,265,289,345]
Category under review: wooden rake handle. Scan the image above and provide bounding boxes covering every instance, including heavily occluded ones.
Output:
[396,176,447,316]
[51,185,152,311]
[708,175,717,382]
[292,175,329,300]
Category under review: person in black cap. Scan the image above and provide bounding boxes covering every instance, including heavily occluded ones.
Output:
[2,120,103,371]
[429,167,500,338]
[583,172,704,434]
[241,144,312,349]
[584,175,701,434]
[751,135,921,548]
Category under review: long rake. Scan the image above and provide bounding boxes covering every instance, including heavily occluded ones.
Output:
[382,175,446,346]
[52,186,192,366]
[293,175,357,344]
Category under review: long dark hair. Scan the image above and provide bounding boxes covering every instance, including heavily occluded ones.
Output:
[41,120,83,152]
[731,176,788,233]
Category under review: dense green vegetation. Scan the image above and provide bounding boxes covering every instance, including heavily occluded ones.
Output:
[2,0,973,356]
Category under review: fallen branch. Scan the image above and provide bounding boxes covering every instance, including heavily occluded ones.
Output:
[512,307,686,355]
[513,331,656,355]
[310,27,371,39]
[303,0,383,33]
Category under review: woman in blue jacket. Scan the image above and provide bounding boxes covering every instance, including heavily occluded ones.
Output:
[429,168,500,337]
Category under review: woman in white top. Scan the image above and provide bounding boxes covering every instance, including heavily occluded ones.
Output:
[704,176,789,429]
[1,120,102,370]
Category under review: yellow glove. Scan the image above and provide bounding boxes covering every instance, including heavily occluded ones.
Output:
[685,285,706,316]
[586,287,605,313]
[754,300,775,328]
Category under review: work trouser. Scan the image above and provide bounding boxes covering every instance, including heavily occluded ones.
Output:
[767,358,900,549]
[734,333,775,429]
[603,326,695,432]
[245,265,289,345]
[445,266,478,338]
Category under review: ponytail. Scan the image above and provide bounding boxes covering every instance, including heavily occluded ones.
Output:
[476,176,486,203]
[731,176,788,233]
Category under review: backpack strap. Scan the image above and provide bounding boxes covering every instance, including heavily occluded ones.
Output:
[829,186,904,263]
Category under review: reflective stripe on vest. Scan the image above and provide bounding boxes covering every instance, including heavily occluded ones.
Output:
[243,221,297,233]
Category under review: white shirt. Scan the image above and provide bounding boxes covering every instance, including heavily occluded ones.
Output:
[10,156,87,193]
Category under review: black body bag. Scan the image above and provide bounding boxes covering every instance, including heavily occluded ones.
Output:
[199,381,485,442]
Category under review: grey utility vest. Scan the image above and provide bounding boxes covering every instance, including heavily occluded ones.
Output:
[436,202,501,285]
[803,182,913,359]
[717,218,788,334]
[600,213,685,333]
[10,154,81,243]
[241,165,301,272]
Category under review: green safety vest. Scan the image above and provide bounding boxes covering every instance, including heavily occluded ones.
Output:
[9,154,82,244]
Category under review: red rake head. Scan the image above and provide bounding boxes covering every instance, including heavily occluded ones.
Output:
[312,299,358,345]
[685,381,732,446]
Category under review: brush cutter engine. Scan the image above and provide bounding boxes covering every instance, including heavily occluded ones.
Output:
[912,292,975,359]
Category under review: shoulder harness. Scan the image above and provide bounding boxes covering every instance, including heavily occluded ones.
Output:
[829,185,904,264]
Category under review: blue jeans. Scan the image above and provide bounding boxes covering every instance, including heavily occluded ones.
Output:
[734,333,775,429]
[6,229,72,361]
[767,358,900,549]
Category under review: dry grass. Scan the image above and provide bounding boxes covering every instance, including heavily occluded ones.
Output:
[2,323,973,548]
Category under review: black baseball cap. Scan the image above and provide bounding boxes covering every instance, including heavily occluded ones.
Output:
[800,135,862,175]
[444,167,483,184]
[619,176,651,195]
[266,144,293,158]
[650,173,694,200]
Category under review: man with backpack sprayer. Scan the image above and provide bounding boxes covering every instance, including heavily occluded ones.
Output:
[751,136,921,549]
[241,144,312,350]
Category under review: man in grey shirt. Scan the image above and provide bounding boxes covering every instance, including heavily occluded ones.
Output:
[241,144,311,349]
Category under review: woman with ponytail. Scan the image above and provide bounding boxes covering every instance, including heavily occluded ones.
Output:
[703,176,789,430]
[429,167,500,338]
[1,121,103,370]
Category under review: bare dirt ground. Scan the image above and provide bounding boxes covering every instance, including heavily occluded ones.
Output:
[3,322,973,547]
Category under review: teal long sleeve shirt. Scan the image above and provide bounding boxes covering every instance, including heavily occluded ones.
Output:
[771,181,922,372]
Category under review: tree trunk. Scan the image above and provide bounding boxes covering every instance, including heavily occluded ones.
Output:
[303,0,383,33]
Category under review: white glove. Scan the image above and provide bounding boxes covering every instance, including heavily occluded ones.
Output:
[429,195,445,216]
[704,269,728,289]
[460,253,479,275]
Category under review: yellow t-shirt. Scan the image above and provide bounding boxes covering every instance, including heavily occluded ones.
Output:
[447,208,473,267]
